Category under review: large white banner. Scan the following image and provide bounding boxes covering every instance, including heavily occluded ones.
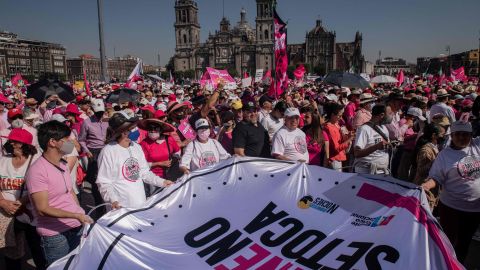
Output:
[50,157,464,270]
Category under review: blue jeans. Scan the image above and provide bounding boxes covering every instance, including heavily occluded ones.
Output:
[41,226,82,266]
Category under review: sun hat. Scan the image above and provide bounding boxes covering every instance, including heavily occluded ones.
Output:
[450,120,472,133]
[7,128,33,145]
[436,89,450,98]
[138,118,175,133]
[406,107,426,121]
[7,108,22,119]
[359,93,376,104]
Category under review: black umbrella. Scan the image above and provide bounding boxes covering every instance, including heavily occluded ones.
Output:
[27,79,75,103]
[105,88,140,104]
[323,71,371,89]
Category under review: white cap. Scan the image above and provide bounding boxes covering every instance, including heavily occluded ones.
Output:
[176,89,184,94]
[195,118,210,130]
[50,114,67,123]
[325,94,339,102]
[407,107,426,121]
[91,98,105,112]
[284,107,300,117]
[451,120,472,133]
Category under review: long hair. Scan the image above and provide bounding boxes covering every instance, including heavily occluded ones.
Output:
[302,112,324,145]
[411,123,442,170]
[3,141,38,157]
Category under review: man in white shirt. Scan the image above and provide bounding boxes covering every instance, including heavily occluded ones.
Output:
[96,111,173,209]
[430,88,456,124]
[353,104,391,175]
[261,101,287,140]
[271,108,309,162]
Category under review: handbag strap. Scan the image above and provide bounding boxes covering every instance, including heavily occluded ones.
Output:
[165,135,172,159]
[364,122,389,142]
[18,155,34,198]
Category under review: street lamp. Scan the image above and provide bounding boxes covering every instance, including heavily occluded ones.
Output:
[446,45,451,71]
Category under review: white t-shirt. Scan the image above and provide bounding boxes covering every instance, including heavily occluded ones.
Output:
[261,114,284,140]
[271,126,309,162]
[258,109,269,124]
[0,156,36,224]
[353,124,389,168]
[428,137,480,212]
[96,142,166,208]
[180,139,231,171]
[429,102,456,123]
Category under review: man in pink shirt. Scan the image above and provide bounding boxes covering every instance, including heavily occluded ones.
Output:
[26,120,92,266]
[343,89,361,131]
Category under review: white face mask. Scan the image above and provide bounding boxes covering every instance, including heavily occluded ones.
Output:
[148,131,160,140]
[11,119,23,128]
[197,129,211,141]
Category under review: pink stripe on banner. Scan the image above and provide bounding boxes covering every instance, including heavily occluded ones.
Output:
[357,183,463,270]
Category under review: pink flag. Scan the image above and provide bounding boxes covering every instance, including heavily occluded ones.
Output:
[11,73,27,87]
[451,67,467,82]
[169,70,174,83]
[201,67,235,88]
[396,69,404,87]
[128,60,143,81]
[83,70,91,96]
[268,8,288,99]
[293,64,306,80]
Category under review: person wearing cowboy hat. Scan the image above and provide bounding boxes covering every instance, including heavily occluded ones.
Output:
[96,111,174,210]
[166,100,191,149]
[430,88,456,124]
[180,118,230,175]
[138,118,178,179]
[352,93,376,129]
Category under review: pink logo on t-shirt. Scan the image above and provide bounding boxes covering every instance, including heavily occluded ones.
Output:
[199,152,216,168]
[294,136,307,154]
[457,155,480,180]
[122,157,140,182]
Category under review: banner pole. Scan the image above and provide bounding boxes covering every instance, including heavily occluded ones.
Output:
[272,0,276,100]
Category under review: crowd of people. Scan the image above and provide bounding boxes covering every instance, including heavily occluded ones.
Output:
[0,75,479,268]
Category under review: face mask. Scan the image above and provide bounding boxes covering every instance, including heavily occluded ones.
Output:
[148,131,160,140]
[223,122,231,128]
[47,101,57,110]
[197,129,211,141]
[164,98,169,103]
[128,129,140,141]
[11,119,23,128]
[60,140,74,155]
[368,103,375,110]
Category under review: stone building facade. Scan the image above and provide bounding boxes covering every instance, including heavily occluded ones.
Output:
[172,0,364,77]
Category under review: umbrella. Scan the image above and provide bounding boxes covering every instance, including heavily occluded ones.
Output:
[370,75,398,84]
[26,79,75,103]
[323,71,371,89]
[105,88,140,104]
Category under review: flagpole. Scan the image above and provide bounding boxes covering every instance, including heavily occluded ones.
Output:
[272,0,276,100]
[97,0,108,82]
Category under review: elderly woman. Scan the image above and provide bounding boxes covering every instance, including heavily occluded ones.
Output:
[180,118,230,175]
[0,128,45,269]
[423,120,480,263]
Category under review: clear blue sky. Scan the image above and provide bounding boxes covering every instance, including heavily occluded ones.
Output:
[1,0,479,65]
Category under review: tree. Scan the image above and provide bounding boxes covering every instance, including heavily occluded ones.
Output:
[183,69,195,79]
[227,67,238,78]
[287,65,296,79]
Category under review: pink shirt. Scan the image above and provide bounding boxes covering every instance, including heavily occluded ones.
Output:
[26,156,84,236]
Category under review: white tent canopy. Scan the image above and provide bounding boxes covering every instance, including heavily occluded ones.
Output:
[370,75,398,84]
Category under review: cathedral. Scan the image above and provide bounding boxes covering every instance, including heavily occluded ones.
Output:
[173,0,364,78]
